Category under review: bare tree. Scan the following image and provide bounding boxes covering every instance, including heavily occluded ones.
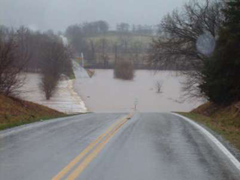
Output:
[40,37,72,100]
[40,75,59,100]
[89,40,96,64]
[97,38,109,67]
[113,42,119,63]
[0,27,30,96]
[149,0,224,99]
[129,41,144,67]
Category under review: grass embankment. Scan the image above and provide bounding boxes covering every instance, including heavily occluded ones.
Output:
[69,72,76,80]
[0,95,65,130]
[179,102,240,151]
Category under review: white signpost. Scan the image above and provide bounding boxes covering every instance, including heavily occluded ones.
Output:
[81,53,84,68]
[134,98,138,111]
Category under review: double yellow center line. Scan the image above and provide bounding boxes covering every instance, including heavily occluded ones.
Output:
[52,114,133,180]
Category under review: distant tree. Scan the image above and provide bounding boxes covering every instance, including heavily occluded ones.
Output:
[199,0,240,105]
[65,25,87,56]
[96,38,109,67]
[118,35,131,54]
[117,23,130,32]
[113,42,119,63]
[97,20,109,33]
[132,25,136,33]
[65,22,108,61]
[134,24,154,35]
[81,21,109,35]
[88,40,96,64]
[130,41,143,67]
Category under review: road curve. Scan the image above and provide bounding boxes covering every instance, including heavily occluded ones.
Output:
[0,113,240,180]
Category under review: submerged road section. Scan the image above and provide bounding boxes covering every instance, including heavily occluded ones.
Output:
[0,113,240,180]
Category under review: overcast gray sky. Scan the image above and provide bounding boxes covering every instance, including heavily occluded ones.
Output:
[0,0,187,32]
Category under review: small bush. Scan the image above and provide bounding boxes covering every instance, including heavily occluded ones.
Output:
[155,80,163,93]
[40,39,72,100]
[40,75,59,100]
[114,59,134,80]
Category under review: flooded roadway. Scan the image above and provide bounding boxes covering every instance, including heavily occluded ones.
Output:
[74,69,204,112]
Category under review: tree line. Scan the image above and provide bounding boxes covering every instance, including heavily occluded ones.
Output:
[0,26,73,99]
[149,0,240,105]
[66,21,156,36]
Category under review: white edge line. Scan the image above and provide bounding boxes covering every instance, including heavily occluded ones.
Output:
[172,112,240,171]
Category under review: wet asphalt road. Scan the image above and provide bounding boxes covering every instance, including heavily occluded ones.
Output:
[0,113,240,180]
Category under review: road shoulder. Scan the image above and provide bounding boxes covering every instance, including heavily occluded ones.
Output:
[173,112,240,171]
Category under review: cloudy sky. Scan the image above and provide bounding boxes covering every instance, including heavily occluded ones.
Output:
[0,0,187,32]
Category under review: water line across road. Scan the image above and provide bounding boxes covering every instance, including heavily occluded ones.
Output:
[0,113,240,180]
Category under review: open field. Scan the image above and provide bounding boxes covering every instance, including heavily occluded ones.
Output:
[86,33,154,44]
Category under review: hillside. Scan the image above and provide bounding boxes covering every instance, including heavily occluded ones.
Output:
[180,102,240,151]
[0,95,65,130]
[86,32,154,44]
[81,32,155,69]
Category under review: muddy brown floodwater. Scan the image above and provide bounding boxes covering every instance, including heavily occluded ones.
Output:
[74,69,205,112]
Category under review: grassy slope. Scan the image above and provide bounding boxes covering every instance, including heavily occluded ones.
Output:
[86,32,154,44]
[0,95,65,130]
[179,102,240,151]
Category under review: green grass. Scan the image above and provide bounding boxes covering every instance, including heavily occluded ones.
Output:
[0,115,66,130]
[178,110,240,151]
[69,71,76,80]
[86,33,154,44]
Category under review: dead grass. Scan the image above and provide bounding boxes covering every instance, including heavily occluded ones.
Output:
[0,95,65,130]
[86,69,95,78]
[192,102,240,128]
[179,101,240,151]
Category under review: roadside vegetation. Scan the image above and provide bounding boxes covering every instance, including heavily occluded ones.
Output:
[150,0,239,105]
[0,26,74,130]
[0,26,73,100]
[114,58,134,80]
[0,27,30,97]
[40,39,72,100]
[0,95,65,130]
[151,0,240,150]
[179,101,240,151]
